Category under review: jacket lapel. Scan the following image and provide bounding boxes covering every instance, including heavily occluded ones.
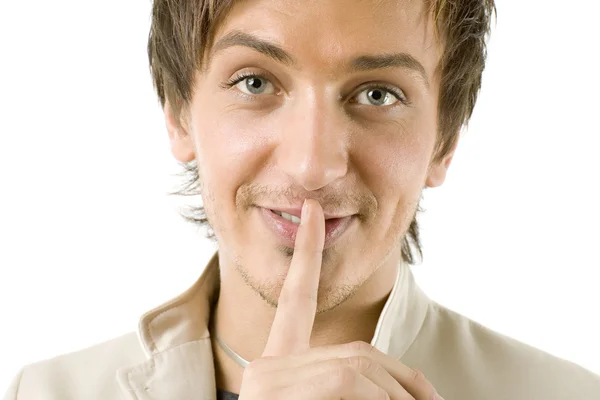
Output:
[116,339,217,400]
[117,253,222,399]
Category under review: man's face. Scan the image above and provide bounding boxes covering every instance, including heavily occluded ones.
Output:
[168,0,454,312]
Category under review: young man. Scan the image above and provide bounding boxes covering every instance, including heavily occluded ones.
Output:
[4,0,600,399]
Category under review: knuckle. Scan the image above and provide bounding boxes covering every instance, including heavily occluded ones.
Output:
[371,358,384,376]
[346,355,374,372]
[409,368,426,384]
[279,282,318,304]
[278,288,317,307]
[300,243,323,256]
[295,242,323,257]
[410,368,437,398]
[346,340,374,355]
[426,389,440,400]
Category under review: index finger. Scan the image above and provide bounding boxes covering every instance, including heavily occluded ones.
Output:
[262,198,325,357]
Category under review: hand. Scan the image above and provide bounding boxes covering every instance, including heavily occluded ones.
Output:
[237,199,443,400]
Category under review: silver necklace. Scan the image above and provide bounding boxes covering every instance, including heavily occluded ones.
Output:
[213,330,250,368]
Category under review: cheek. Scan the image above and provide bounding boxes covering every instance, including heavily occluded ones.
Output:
[356,122,432,201]
[190,110,274,201]
[354,128,429,245]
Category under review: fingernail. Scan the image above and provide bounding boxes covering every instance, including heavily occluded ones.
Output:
[301,199,310,224]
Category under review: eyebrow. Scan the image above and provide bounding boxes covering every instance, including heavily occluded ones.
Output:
[210,30,430,89]
[210,31,296,66]
[350,54,429,89]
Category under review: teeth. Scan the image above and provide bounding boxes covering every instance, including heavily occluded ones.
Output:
[281,212,301,225]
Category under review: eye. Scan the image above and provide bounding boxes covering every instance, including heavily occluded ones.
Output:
[234,75,276,95]
[354,87,402,106]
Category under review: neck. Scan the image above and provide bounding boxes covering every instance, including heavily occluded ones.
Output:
[210,249,400,394]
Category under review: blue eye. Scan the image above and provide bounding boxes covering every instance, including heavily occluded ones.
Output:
[355,87,400,106]
[226,74,276,95]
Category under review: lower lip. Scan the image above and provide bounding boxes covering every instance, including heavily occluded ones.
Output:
[258,207,355,249]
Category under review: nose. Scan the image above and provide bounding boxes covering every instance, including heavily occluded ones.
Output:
[275,90,349,191]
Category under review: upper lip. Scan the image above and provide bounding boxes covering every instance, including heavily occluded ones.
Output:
[263,206,356,220]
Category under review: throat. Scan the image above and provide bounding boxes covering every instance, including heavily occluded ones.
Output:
[309,295,389,348]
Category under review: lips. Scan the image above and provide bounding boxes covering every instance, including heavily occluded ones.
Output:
[258,207,355,249]
[268,206,351,220]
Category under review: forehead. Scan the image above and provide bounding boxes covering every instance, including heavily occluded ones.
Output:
[212,0,441,80]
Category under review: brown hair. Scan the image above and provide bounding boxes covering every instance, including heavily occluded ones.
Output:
[148,0,497,265]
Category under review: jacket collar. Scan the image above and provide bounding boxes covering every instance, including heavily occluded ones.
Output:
[117,251,430,399]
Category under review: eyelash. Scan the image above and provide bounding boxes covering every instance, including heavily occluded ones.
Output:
[220,72,267,90]
[355,84,408,106]
[221,73,409,106]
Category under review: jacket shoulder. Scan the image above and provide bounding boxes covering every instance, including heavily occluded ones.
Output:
[2,369,22,400]
[403,302,600,399]
[5,332,145,399]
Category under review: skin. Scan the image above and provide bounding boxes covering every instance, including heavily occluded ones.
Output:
[165,0,456,395]
[241,199,442,399]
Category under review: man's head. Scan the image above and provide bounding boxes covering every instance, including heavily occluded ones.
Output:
[148,0,495,312]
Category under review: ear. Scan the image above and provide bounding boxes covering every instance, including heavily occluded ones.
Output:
[425,138,459,188]
[165,100,195,163]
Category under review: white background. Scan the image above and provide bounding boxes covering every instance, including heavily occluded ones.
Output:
[1,0,599,392]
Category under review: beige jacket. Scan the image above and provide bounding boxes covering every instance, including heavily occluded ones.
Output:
[4,252,600,399]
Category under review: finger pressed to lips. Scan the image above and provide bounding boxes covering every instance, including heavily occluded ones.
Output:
[262,199,326,357]
[259,201,440,399]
